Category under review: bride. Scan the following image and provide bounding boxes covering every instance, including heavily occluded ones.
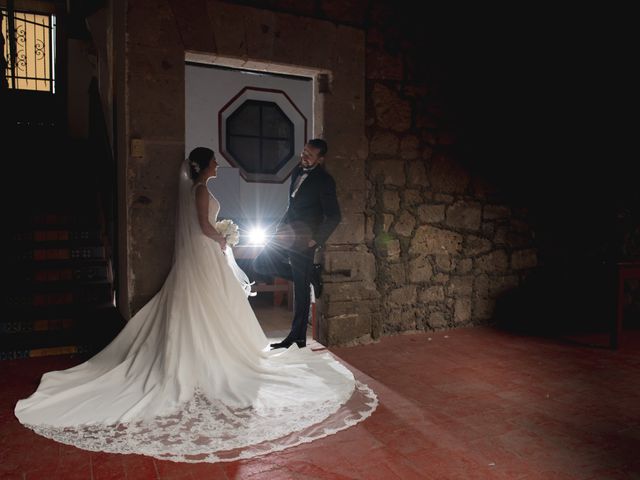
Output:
[14,147,377,463]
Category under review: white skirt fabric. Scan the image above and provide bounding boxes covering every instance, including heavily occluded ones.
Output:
[15,168,377,463]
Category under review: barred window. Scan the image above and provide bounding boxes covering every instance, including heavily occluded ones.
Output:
[1,8,56,92]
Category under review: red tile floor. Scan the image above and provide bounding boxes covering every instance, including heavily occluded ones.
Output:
[1,326,639,479]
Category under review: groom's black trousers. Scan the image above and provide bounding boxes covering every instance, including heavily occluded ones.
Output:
[252,241,314,343]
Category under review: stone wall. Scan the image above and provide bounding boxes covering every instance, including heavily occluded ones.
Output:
[120,0,638,343]
[328,1,538,340]
[123,0,371,345]
[364,116,537,337]
[123,0,540,344]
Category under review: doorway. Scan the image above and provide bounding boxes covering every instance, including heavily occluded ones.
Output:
[185,58,320,341]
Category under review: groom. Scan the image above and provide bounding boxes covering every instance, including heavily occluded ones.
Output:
[253,139,341,349]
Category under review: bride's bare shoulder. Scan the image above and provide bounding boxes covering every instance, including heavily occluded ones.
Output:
[193,182,210,194]
[194,183,217,206]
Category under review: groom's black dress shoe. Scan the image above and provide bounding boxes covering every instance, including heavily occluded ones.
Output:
[270,339,306,349]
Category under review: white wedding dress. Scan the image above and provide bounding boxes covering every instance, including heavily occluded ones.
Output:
[14,160,377,463]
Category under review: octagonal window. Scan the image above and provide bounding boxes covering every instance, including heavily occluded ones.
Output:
[219,87,308,183]
[226,100,294,175]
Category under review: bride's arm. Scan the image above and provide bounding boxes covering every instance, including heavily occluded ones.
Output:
[195,184,226,249]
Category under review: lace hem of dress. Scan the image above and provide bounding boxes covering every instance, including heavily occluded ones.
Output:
[23,381,378,463]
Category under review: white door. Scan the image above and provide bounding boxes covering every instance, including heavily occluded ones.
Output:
[186,63,313,242]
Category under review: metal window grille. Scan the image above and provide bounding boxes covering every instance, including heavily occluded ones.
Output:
[1,8,56,92]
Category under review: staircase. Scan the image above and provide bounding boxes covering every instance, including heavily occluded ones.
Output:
[1,2,124,359]
[2,127,124,359]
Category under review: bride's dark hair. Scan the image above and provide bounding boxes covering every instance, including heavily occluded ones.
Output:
[188,147,215,180]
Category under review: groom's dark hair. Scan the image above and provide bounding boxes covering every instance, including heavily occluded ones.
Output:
[308,138,328,157]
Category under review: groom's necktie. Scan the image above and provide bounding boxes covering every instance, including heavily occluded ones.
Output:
[291,170,311,198]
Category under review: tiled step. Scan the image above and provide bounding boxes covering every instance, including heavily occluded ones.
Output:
[9,211,101,228]
[5,277,112,293]
[0,307,126,360]
[1,327,89,349]
[1,317,75,334]
[10,229,103,242]
[5,284,114,308]
[8,245,107,262]
[0,345,89,360]
[4,300,117,319]
[9,263,111,285]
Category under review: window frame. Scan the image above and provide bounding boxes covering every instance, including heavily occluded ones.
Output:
[218,87,308,184]
[1,6,56,93]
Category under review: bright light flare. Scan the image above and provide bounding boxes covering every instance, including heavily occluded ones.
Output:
[247,226,267,246]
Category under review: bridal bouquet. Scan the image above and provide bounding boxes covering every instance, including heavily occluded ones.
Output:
[215,219,240,247]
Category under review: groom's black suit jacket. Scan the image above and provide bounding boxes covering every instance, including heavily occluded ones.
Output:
[278,164,341,249]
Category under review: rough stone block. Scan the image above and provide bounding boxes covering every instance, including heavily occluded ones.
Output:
[324,298,378,318]
[407,161,429,187]
[454,297,472,324]
[375,234,401,259]
[382,190,401,212]
[402,190,422,208]
[365,214,375,243]
[445,201,482,231]
[433,193,455,204]
[410,226,463,255]
[434,254,453,272]
[338,188,366,214]
[511,249,538,270]
[370,131,399,155]
[419,286,445,303]
[427,311,447,329]
[329,213,365,244]
[324,250,376,282]
[128,0,183,48]
[408,255,433,283]
[381,213,394,232]
[483,205,511,220]
[370,160,405,186]
[465,235,493,256]
[475,250,509,273]
[379,263,406,285]
[372,83,411,131]
[324,313,371,346]
[417,204,445,223]
[429,153,470,194]
[393,210,416,237]
[454,258,471,274]
[128,48,185,139]
[447,275,474,297]
[323,280,378,302]
[488,275,519,296]
[474,274,490,298]
[387,285,417,306]
[366,48,403,80]
[400,135,420,159]
[473,296,495,320]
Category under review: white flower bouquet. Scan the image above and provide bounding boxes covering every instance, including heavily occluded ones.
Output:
[215,219,240,247]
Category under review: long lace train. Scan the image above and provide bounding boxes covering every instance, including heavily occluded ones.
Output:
[14,159,377,462]
[23,380,377,463]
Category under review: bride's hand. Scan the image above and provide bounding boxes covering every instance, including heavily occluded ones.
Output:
[215,235,227,251]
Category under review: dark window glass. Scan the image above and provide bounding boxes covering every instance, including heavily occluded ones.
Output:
[226,100,294,174]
